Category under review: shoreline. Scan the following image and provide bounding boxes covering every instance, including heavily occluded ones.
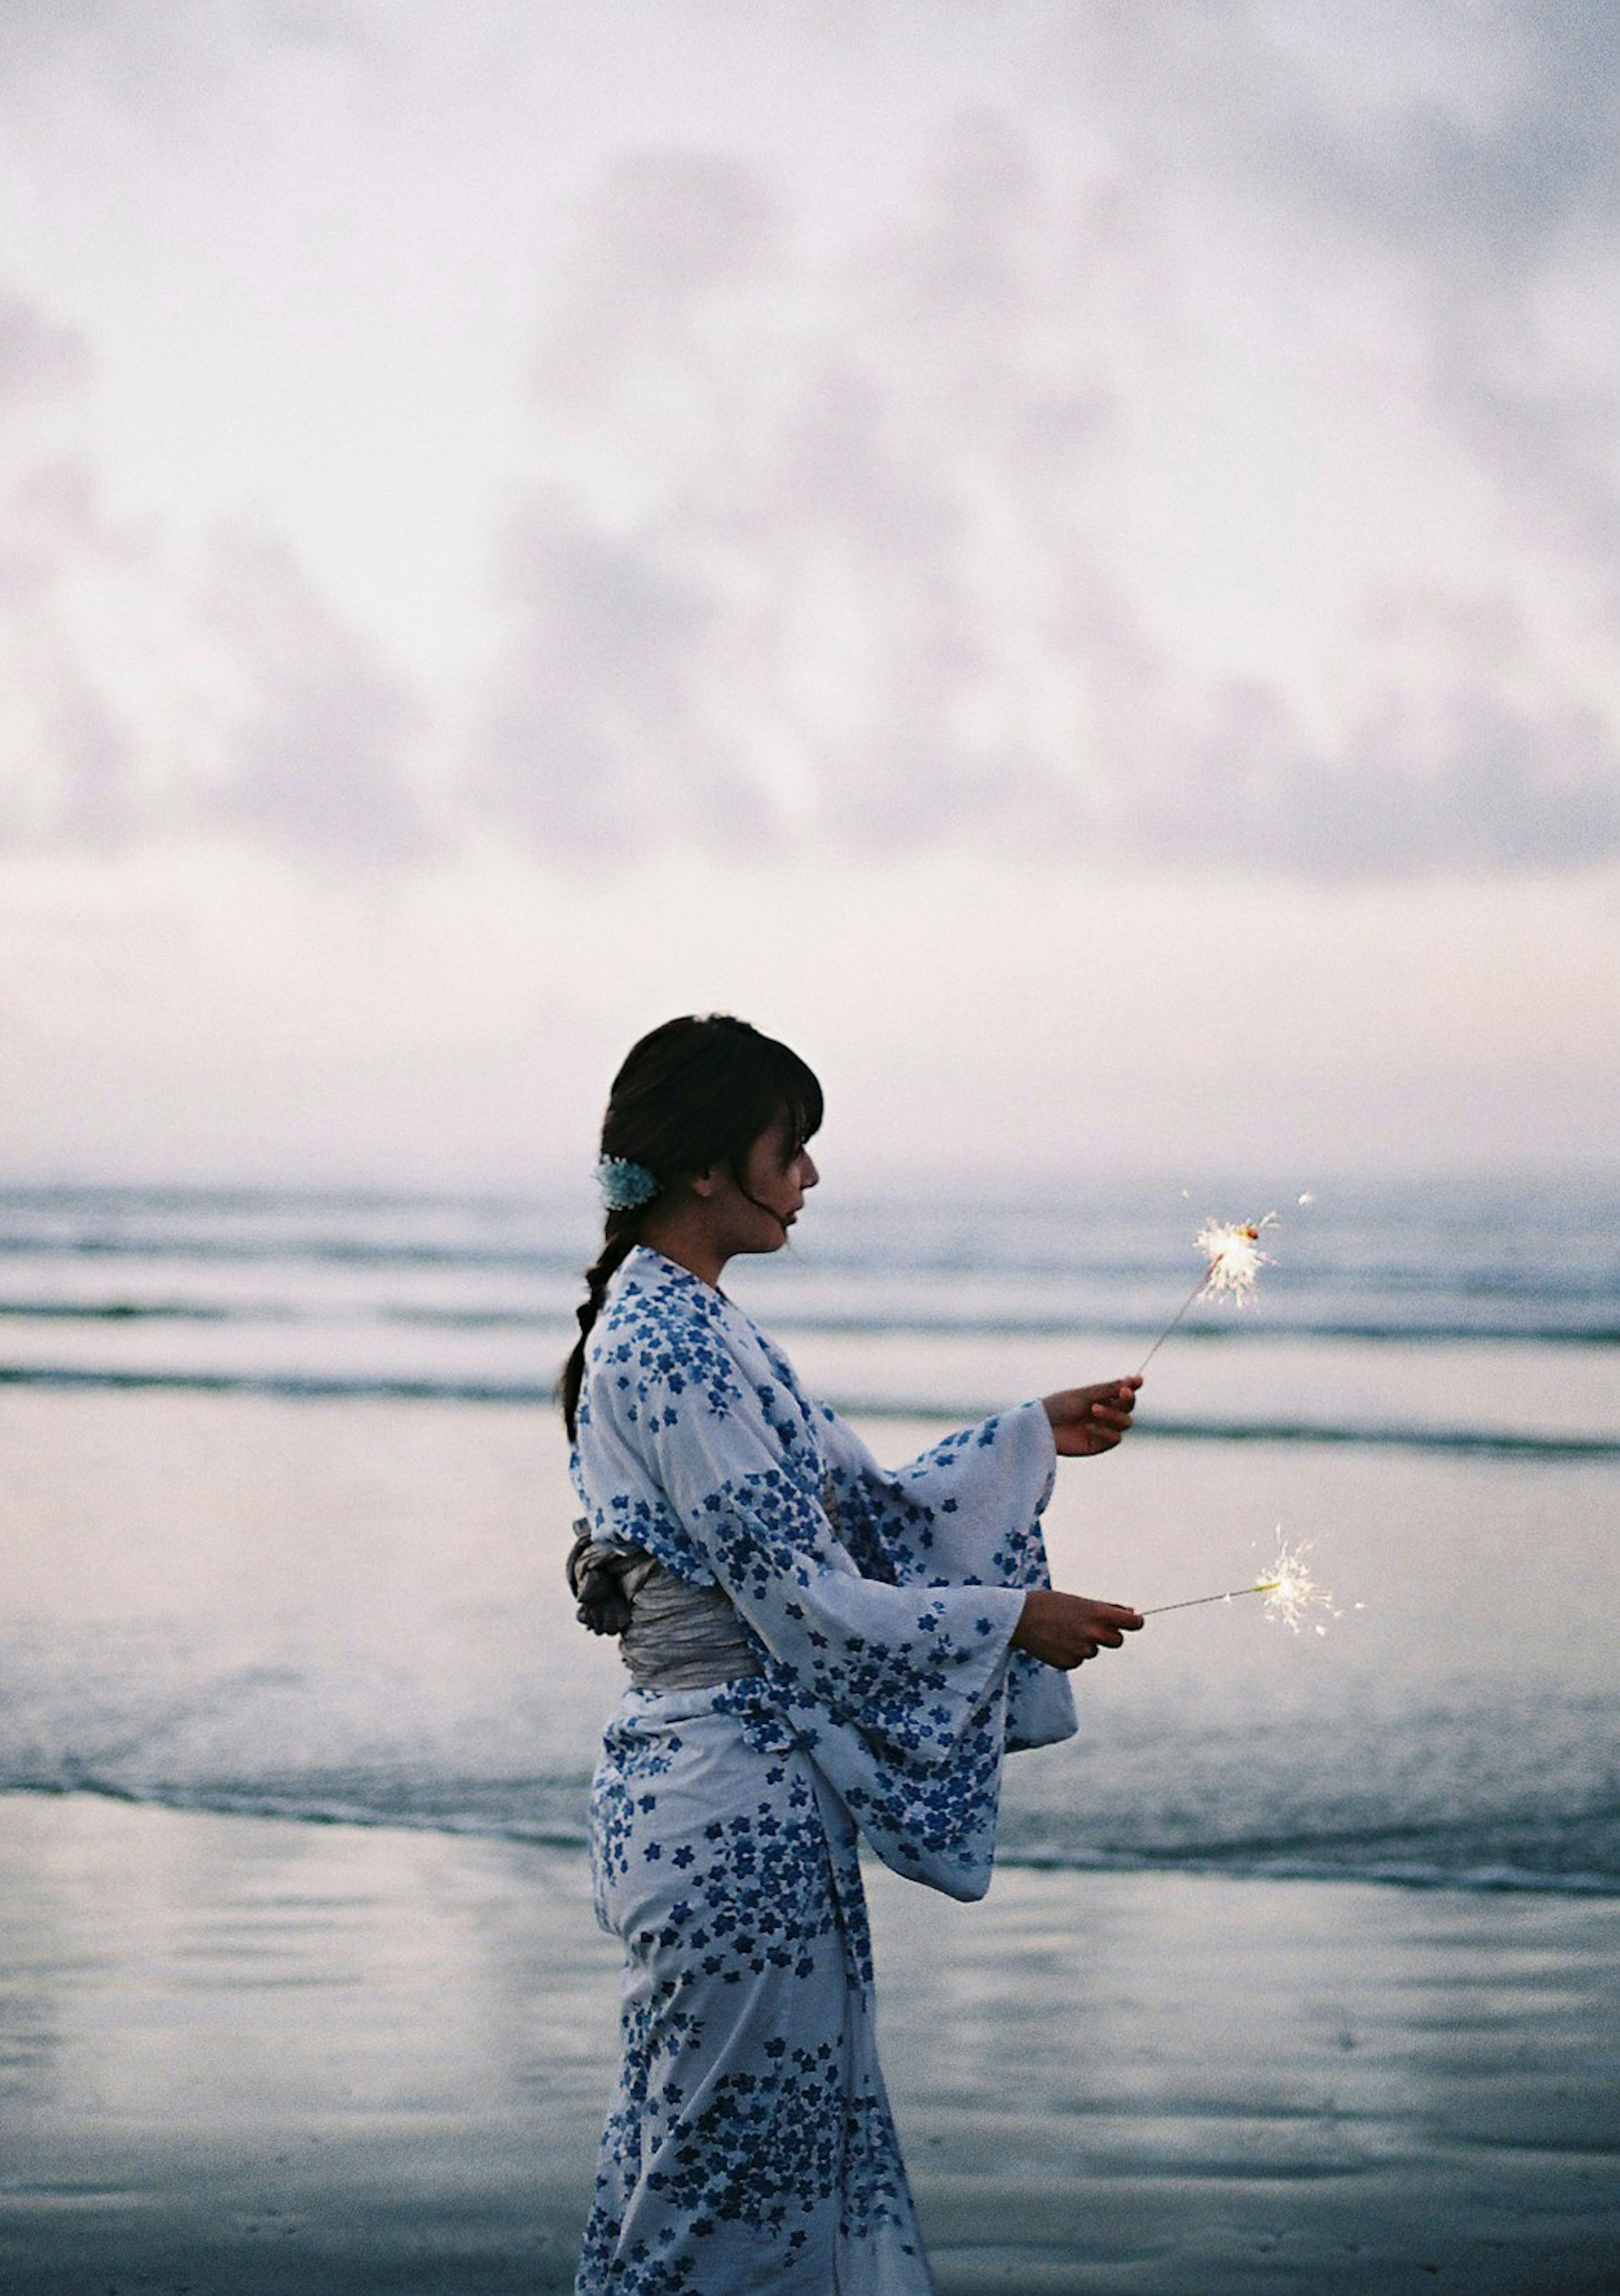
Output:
[10,1780,1617,1902]
[5,1791,1618,2293]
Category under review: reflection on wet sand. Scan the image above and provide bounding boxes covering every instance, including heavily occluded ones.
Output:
[4,1792,1618,2295]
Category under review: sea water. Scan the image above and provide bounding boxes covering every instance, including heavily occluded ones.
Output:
[2,1176,1615,1894]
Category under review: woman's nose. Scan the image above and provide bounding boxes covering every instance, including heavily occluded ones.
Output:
[802,1154,819,1189]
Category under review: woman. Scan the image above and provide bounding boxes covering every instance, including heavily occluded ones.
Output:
[564,1014,1143,2295]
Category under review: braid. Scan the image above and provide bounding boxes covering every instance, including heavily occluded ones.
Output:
[561,1209,641,1441]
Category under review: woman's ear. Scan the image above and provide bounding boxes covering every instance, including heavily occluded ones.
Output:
[689,1168,718,1200]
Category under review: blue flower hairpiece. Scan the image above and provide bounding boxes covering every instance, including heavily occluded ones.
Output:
[597,1154,661,1211]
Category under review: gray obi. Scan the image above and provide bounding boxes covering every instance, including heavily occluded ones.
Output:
[567,1524,757,1691]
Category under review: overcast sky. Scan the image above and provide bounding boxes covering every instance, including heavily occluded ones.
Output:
[1,0,1616,1188]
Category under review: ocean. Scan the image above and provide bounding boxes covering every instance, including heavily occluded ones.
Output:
[3,1174,1616,1897]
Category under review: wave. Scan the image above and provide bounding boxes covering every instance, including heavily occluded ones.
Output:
[10,1779,1617,1898]
[3,1360,1616,1456]
[0,1298,238,1322]
[2,1205,1617,1306]
[0,1233,587,1273]
[991,1845,1620,1895]
[770,1313,1620,1344]
[2,1235,1616,1306]
[3,1295,1616,1344]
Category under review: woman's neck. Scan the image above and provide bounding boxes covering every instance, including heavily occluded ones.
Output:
[637,1213,728,1290]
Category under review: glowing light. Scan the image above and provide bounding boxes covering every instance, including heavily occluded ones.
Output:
[1136,1207,1280,1373]
[1256,1534,1338,1635]
[1143,1531,1342,1635]
[1194,1214,1276,1301]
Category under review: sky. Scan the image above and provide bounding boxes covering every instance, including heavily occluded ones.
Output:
[1,0,1616,1189]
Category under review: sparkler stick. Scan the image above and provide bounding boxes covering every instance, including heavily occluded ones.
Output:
[1144,1537,1340,1635]
[1136,1213,1277,1376]
[1144,1581,1280,1616]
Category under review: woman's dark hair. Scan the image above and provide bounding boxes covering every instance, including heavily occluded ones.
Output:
[561,1014,823,1440]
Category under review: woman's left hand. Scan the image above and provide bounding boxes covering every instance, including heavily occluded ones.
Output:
[1042,1377,1142,1457]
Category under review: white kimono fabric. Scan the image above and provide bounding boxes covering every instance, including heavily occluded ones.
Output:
[571,1246,1077,2295]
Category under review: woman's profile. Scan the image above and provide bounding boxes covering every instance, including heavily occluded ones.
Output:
[564,1013,1144,2294]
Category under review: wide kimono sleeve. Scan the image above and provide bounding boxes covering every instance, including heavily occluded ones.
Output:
[813,1401,1080,1756]
[577,1287,1039,1899]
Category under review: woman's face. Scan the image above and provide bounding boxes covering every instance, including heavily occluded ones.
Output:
[734,1113,819,1248]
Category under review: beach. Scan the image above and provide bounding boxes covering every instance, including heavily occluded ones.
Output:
[4,1789,1617,2294]
[3,1184,1617,2291]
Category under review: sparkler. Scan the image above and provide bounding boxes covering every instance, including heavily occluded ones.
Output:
[1136,1212,1277,1375]
[1143,1535,1340,1636]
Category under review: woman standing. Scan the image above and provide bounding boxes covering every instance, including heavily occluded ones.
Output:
[565,1014,1143,2295]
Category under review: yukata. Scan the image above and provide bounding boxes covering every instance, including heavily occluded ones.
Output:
[570,1245,1077,2296]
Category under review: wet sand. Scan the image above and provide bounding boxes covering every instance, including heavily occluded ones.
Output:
[3,1791,1617,2294]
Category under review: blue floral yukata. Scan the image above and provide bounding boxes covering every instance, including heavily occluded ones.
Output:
[570,1246,1077,2295]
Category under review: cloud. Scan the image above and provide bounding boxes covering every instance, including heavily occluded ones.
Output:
[0,258,429,872]
[0,452,154,850]
[0,290,93,413]
[533,148,784,405]
[473,125,1120,862]
[16,654,140,852]
[2,492,439,866]
[1300,5,1620,599]
[1121,670,1620,880]
[0,0,381,80]
[196,525,435,864]
[5,8,1615,884]
[1050,2,1617,276]
[473,486,775,857]
[1052,2,1620,603]
[0,424,435,865]
[1299,3,1617,284]
[470,84,1620,880]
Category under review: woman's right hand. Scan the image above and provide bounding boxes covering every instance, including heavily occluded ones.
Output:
[1012,1590,1144,1669]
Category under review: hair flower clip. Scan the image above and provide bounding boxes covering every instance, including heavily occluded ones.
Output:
[597,1154,661,1211]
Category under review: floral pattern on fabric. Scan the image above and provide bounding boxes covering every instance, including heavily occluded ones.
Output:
[570,1246,1078,2295]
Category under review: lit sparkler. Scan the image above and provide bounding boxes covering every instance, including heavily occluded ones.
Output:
[1197,1214,1276,1297]
[1136,1212,1277,1374]
[1144,1534,1340,1636]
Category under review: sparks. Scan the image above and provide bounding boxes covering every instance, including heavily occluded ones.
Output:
[1195,1213,1276,1300]
[1136,1209,1278,1372]
[1143,1534,1341,1634]
[1256,1533,1339,1635]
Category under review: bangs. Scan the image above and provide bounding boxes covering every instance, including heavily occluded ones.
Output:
[771,1048,824,1151]
[711,1033,823,1173]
